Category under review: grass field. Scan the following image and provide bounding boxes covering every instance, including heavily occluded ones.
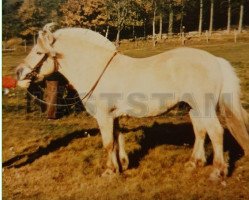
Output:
[2,41,249,200]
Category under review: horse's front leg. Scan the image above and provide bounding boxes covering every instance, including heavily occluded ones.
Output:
[96,115,120,176]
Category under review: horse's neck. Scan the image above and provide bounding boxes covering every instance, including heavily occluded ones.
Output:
[58,47,116,95]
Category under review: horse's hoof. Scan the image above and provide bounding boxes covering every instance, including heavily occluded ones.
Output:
[101,168,116,177]
[184,161,196,172]
[209,168,227,182]
[185,158,205,172]
[195,159,206,167]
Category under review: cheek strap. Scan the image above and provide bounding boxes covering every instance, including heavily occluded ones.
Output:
[23,54,49,81]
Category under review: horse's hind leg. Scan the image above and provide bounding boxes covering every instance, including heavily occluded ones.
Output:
[96,115,120,176]
[185,109,207,170]
[118,133,129,171]
[203,114,228,180]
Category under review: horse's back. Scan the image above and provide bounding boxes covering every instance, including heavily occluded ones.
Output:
[117,47,223,94]
[94,47,224,117]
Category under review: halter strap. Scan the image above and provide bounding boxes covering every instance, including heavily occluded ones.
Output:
[24,54,49,81]
[26,51,119,106]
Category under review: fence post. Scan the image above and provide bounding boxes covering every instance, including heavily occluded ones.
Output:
[24,39,27,52]
[205,30,209,43]
[135,36,138,48]
[181,31,185,46]
[234,29,238,43]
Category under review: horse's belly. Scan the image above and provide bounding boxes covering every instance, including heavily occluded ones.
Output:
[115,97,178,118]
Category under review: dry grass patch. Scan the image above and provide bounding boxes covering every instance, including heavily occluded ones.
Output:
[2,42,249,200]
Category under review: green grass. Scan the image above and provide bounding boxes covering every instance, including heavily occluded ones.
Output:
[2,42,249,200]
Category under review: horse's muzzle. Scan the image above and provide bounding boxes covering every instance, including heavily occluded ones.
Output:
[16,64,24,81]
[16,64,33,81]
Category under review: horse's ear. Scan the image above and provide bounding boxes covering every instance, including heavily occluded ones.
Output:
[36,24,56,57]
[42,23,56,44]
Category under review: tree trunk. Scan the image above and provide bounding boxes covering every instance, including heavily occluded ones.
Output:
[105,26,109,38]
[132,24,135,39]
[144,19,146,38]
[227,0,231,33]
[238,1,244,33]
[152,3,156,47]
[159,13,162,40]
[152,16,156,37]
[168,4,174,37]
[209,0,214,35]
[180,0,185,33]
[33,33,36,46]
[116,29,121,47]
[198,0,203,35]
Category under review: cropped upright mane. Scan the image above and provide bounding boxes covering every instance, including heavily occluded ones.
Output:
[54,28,116,51]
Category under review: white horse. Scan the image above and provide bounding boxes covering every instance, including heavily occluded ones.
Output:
[16,25,249,180]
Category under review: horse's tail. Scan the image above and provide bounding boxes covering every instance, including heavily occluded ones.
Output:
[218,57,249,155]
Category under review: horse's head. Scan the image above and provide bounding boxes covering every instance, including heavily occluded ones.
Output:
[16,23,58,88]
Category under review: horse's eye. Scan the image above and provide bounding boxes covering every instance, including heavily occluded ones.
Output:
[37,52,43,55]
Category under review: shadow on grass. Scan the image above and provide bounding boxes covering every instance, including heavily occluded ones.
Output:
[127,122,195,169]
[127,122,243,176]
[2,120,244,175]
[2,104,27,113]
[2,128,99,169]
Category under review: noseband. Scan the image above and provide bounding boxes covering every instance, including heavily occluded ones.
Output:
[24,54,60,81]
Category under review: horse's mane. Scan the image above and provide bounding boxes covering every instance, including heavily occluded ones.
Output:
[54,28,116,52]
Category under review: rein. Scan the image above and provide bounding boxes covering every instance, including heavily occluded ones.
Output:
[26,51,118,106]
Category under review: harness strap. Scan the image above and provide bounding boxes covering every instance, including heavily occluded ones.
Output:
[27,89,82,107]
[81,51,118,102]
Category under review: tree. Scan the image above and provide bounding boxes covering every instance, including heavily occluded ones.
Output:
[136,0,153,38]
[2,0,22,39]
[18,0,47,43]
[198,0,203,35]
[152,0,157,45]
[227,0,231,33]
[129,1,144,39]
[168,1,174,36]
[238,0,244,33]
[3,0,249,42]
[39,0,66,23]
[60,0,107,30]
[179,0,185,33]
[209,0,214,35]
[159,13,163,39]
[157,0,169,40]
[106,0,141,46]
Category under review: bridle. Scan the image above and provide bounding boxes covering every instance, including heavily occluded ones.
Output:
[24,36,59,82]
[24,50,119,106]
[24,54,60,82]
